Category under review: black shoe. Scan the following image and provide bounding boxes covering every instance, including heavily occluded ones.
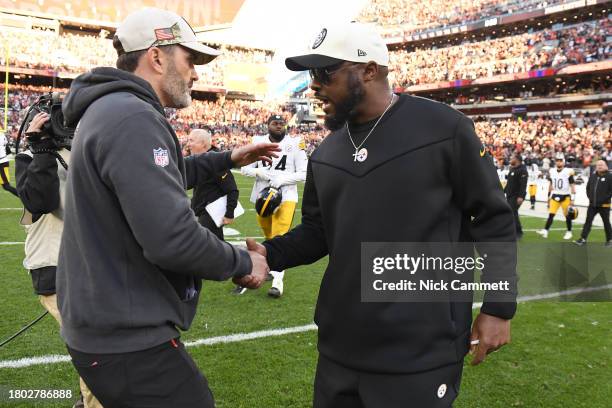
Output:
[232,285,247,295]
[268,287,282,298]
[574,238,586,246]
[605,240,612,248]
[530,205,535,210]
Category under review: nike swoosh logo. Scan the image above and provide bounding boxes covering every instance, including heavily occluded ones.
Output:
[479,147,486,157]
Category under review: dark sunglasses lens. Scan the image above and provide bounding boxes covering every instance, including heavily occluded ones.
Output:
[309,68,328,84]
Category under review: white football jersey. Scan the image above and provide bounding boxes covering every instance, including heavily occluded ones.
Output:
[549,167,574,195]
[527,163,540,184]
[0,133,9,164]
[497,167,508,183]
[242,134,308,203]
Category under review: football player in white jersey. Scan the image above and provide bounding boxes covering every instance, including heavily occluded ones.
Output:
[496,157,508,189]
[239,115,308,297]
[536,156,576,239]
[0,131,19,197]
[527,162,540,210]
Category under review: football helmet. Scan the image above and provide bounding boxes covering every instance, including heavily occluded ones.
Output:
[255,187,282,217]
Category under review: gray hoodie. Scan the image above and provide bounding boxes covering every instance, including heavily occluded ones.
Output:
[57,67,251,353]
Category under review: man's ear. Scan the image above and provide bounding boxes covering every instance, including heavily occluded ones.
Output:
[146,47,165,75]
[362,61,379,83]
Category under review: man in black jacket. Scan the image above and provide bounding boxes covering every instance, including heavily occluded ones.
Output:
[248,22,517,407]
[187,128,239,240]
[504,153,528,239]
[575,160,612,247]
[57,8,277,407]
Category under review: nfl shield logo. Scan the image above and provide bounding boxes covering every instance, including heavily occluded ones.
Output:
[153,148,169,167]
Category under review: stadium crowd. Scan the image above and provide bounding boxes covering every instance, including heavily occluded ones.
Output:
[2,86,609,169]
[0,85,326,153]
[389,19,612,88]
[476,112,612,171]
[0,28,273,88]
[359,0,567,37]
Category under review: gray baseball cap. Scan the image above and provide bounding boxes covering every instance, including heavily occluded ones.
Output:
[116,8,221,65]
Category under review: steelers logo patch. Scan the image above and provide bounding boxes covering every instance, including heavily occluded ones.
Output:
[312,28,327,49]
[437,384,447,398]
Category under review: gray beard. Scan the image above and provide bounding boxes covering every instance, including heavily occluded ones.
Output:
[163,62,192,109]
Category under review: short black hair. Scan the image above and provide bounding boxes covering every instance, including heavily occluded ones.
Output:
[112,36,176,72]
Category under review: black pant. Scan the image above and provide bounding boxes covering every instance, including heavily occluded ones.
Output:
[67,339,214,408]
[197,212,223,240]
[581,206,612,241]
[507,196,523,237]
[313,354,463,408]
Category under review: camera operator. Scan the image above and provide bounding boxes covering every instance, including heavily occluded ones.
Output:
[15,112,103,408]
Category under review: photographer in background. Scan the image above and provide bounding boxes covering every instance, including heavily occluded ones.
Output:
[15,112,102,408]
[1,130,19,197]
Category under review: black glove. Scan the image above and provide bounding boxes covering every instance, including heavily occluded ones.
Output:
[4,143,10,156]
[26,133,58,153]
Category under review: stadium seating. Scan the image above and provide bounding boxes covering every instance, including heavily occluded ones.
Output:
[359,0,567,36]
[388,19,611,88]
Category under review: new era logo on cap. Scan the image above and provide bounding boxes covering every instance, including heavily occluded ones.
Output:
[358,49,367,57]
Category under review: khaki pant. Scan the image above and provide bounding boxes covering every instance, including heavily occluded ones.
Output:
[39,295,104,408]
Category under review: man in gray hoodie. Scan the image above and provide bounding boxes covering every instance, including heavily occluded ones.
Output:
[57,8,277,407]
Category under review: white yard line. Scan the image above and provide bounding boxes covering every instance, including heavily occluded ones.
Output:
[0,242,24,246]
[522,227,602,232]
[1,285,610,370]
[0,208,21,211]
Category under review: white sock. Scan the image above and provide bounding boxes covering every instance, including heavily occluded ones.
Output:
[270,270,284,288]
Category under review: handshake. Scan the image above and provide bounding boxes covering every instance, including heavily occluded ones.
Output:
[233,238,270,289]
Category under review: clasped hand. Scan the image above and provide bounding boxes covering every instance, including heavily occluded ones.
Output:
[232,238,270,289]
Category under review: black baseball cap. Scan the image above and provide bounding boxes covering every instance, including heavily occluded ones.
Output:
[268,114,285,124]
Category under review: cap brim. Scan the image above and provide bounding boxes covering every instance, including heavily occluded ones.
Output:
[285,54,344,71]
[181,41,221,65]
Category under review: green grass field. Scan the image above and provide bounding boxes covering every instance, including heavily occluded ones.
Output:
[0,162,610,407]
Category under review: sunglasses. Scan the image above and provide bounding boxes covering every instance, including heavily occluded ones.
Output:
[309,62,358,85]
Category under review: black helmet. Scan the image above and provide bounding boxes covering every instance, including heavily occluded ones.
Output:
[255,187,282,217]
[567,206,579,220]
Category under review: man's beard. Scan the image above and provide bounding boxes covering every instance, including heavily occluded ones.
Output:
[269,129,286,142]
[162,60,192,109]
[324,72,365,131]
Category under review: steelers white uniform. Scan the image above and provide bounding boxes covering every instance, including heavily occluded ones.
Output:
[548,167,574,215]
[527,163,539,198]
[241,134,308,295]
[243,135,307,209]
[497,167,508,189]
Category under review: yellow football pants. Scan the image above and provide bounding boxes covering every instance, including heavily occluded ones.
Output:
[549,196,571,216]
[528,184,537,197]
[257,201,296,240]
